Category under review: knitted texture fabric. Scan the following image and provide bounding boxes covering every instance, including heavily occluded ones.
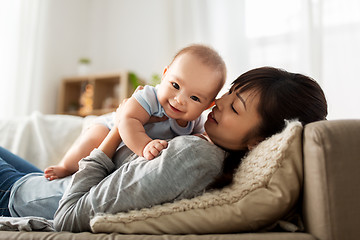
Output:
[92,121,302,224]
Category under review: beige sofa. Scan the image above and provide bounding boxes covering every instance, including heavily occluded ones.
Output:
[0,118,359,240]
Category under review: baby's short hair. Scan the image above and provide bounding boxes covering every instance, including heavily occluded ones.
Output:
[171,44,227,86]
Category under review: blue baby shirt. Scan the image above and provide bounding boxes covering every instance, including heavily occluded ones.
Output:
[95,85,206,139]
[133,85,206,136]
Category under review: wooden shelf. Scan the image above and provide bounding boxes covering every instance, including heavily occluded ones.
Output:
[57,72,137,116]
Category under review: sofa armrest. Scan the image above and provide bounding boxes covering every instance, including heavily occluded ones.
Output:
[302,119,360,240]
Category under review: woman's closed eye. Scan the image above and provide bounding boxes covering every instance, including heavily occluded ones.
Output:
[172,82,180,90]
[231,104,238,114]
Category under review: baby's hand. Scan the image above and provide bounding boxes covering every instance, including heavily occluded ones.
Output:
[143,139,168,160]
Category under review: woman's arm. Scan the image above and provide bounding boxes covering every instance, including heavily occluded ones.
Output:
[53,136,225,232]
[53,125,123,232]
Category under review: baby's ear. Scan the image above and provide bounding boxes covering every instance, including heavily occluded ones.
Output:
[206,101,215,110]
[161,66,169,80]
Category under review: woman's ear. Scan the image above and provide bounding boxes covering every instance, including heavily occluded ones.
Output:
[247,144,257,151]
[247,137,263,151]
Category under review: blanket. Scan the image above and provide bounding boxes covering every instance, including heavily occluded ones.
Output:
[0,111,84,169]
[0,217,54,232]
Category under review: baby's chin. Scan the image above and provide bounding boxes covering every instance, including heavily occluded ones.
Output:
[162,109,185,121]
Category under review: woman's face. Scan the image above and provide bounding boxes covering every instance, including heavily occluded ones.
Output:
[204,87,262,151]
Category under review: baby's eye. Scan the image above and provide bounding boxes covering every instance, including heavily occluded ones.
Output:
[190,96,200,102]
[172,82,180,90]
[228,88,233,94]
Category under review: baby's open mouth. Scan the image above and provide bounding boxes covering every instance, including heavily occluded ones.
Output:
[169,103,182,113]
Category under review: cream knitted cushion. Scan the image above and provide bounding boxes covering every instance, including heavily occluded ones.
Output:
[90,121,303,234]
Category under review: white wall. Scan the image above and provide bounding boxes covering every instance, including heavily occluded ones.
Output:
[87,0,175,78]
[39,0,177,114]
[46,0,177,80]
[39,0,92,114]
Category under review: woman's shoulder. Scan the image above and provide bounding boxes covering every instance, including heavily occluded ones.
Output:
[168,135,226,159]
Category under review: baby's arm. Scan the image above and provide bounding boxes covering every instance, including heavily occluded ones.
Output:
[118,97,167,160]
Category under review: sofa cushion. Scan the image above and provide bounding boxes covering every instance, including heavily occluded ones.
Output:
[302,120,360,240]
[90,121,303,234]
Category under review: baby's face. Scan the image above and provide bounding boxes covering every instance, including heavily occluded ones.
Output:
[157,53,223,121]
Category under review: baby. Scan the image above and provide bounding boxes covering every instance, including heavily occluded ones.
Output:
[44,44,226,180]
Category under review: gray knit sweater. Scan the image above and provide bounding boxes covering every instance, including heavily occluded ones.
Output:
[53,135,226,232]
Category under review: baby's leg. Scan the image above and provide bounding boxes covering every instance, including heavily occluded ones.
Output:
[44,124,110,180]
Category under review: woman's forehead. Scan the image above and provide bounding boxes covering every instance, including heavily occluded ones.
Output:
[232,83,260,99]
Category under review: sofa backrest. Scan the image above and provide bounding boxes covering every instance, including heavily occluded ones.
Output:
[302,119,360,240]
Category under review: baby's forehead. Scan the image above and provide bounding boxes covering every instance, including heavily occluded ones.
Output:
[176,52,225,78]
[194,82,222,99]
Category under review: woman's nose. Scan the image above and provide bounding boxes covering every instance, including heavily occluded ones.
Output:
[214,97,222,110]
[215,92,230,110]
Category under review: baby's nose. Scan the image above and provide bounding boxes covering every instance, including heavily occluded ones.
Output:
[174,94,185,105]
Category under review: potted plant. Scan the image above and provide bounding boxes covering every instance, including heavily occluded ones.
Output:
[78,57,91,75]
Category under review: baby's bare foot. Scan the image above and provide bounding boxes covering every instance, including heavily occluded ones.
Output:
[44,165,72,181]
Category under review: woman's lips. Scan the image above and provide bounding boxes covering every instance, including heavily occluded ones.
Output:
[207,111,217,124]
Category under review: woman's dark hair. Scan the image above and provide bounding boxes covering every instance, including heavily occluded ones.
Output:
[233,66,327,138]
[209,66,328,189]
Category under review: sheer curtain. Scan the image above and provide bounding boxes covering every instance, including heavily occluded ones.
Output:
[172,0,360,119]
[1,0,359,119]
[0,0,47,117]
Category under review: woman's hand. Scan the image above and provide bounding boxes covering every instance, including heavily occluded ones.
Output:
[148,115,168,123]
[143,139,168,160]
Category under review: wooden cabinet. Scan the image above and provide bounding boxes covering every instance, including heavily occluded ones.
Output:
[57,72,137,116]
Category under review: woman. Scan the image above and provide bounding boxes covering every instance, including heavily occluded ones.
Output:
[0,67,327,232]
